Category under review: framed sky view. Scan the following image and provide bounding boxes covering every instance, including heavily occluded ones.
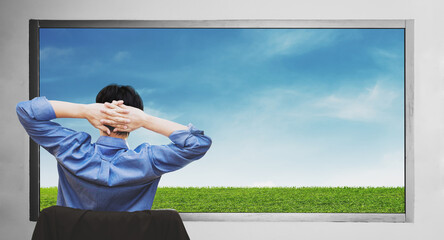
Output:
[29,20,414,222]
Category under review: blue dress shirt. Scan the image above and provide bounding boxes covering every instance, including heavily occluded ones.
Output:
[16,97,212,211]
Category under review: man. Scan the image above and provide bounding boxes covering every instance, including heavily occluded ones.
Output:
[17,84,212,212]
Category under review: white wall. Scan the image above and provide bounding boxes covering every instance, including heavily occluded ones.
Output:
[1,0,443,239]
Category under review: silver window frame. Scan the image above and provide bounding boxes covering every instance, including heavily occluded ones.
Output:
[29,19,414,223]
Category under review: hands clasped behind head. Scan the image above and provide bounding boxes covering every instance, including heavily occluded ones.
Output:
[100,100,132,133]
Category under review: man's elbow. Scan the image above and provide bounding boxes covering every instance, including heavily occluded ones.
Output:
[16,100,38,128]
[198,135,212,152]
[16,101,23,112]
[16,101,28,122]
[186,135,212,160]
[204,135,212,150]
[201,135,212,158]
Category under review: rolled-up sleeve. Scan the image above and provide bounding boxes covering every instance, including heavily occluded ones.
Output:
[149,123,212,175]
[16,96,82,156]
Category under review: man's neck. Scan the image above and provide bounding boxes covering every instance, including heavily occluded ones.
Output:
[99,131,128,140]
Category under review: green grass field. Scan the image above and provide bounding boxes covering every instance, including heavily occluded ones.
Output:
[40,186,405,213]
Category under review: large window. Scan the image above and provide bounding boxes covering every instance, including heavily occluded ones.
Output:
[30,20,414,222]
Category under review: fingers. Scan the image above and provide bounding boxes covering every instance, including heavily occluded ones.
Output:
[103,103,130,114]
[110,100,125,107]
[113,127,130,132]
[115,102,128,109]
[100,118,130,126]
[99,125,111,135]
[115,108,130,114]
[106,100,122,105]
[99,118,133,132]
[100,108,130,118]
[113,125,128,131]
[108,116,131,124]
[113,100,124,106]
[104,102,119,109]
[100,108,113,116]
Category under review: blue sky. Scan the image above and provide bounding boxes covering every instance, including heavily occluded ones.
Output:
[39,28,405,187]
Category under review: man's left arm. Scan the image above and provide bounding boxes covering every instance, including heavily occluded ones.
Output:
[49,99,129,135]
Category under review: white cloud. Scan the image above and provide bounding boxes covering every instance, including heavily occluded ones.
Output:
[263,29,339,57]
[113,51,130,62]
[372,48,399,59]
[137,87,156,96]
[229,29,346,63]
[40,47,74,60]
[313,82,399,122]
[230,86,308,123]
[369,47,403,71]
[143,102,181,121]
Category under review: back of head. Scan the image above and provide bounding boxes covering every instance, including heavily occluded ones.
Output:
[96,84,144,136]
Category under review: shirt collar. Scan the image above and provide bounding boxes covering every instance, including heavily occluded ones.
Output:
[96,136,129,149]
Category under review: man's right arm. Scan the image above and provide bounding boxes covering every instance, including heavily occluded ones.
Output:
[148,123,212,175]
[142,114,189,137]
[101,102,212,175]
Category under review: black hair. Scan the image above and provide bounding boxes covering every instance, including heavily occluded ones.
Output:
[96,84,144,136]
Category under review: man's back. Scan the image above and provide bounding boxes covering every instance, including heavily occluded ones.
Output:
[17,96,212,211]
